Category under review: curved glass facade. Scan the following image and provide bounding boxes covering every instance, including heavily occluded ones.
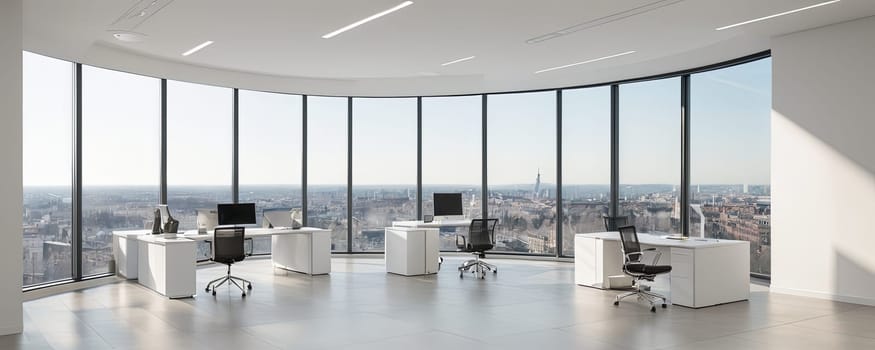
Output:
[22,51,772,288]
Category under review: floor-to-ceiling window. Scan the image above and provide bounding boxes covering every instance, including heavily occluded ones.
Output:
[81,66,160,276]
[351,98,417,252]
[422,96,482,251]
[307,96,349,252]
[691,58,772,275]
[487,92,557,255]
[619,78,681,234]
[21,49,773,290]
[239,90,303,254]
[167,81,232,260]
[22,52,74,286]
[561,87,611,256]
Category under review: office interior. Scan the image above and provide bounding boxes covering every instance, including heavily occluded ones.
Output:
[2,0,875,349]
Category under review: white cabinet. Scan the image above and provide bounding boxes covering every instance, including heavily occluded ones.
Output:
[385,227,439,276]
[137,236,196,298]
[113,230,149,279]
[271,230,331,275]
[669,248,695,307]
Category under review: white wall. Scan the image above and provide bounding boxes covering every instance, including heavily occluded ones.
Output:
[771,15,875,306]
[0,0,24,335]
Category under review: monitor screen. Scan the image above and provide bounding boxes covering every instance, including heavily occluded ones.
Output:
[262,208,293,228]
[433,193,463,217]
[217,203,257,226]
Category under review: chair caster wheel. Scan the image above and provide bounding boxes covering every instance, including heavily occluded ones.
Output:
[247,284,252,290]
[493,270,497,274]
[205,287,210,292]
[662,304,667,308]
[613,301,619,306]
[651,306,656,312]
[242,293,246,298]
[212,290,216,296]
[459,273,463,278]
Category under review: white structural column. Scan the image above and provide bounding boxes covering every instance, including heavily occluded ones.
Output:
[771,15,875,306]
[0,0,24,335]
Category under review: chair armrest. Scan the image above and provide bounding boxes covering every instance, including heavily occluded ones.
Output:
[624,250,662,265]
[456,234,467,250]
[640,248,662,265]
[244,237,254,256]
[624,252,643,263]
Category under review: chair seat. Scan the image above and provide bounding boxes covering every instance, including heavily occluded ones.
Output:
[626,263,672,275]
[458,243,493,253]
[213,257,239,265]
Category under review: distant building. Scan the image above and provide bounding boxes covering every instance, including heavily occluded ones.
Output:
[533,169,541,200]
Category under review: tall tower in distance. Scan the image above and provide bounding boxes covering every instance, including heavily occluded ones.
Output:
[533,169,541,200]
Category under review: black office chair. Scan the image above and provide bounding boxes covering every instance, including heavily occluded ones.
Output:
[456,219,498,279]
[603,215,629,231]
[205,227,253,297]
[613,225,672,312]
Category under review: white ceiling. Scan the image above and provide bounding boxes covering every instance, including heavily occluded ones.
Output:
[22,0,875,96]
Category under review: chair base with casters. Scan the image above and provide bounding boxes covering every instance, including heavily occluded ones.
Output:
[613,274,668,312]
[458,253,497,279]
[614,225,672,312]
[205,263,253,297]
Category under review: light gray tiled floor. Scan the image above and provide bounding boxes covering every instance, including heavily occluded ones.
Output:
[3,256,873,350]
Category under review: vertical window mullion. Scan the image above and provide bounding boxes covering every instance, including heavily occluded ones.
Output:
[72,63,82,280]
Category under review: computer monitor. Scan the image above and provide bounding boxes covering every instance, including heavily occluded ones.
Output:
[262,208,293,229]
[217,203,257,226]
[196,209,219,234]
[433,193,463,220]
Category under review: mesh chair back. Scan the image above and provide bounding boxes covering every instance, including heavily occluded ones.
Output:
[617,225,642,262]
[213,227,246,264]
[468,219,497,251]
[603,216,629,231]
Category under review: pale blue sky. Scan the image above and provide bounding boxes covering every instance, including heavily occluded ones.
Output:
[82,65,160,186]
[307,96,347,185]
[422,95,481,185]
[238,90,302,185]
[22,52,772,188]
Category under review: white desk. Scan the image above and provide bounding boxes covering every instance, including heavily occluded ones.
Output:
[385,227,440,276]
[181,227,331,275]
[392,219,472,228]
[115,226,330,298]
[385,220,470,276]
[575,232,750,308]
[137,235,196,298]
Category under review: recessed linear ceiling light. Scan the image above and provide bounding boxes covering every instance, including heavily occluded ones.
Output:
[716,0,841,31]
[322,1,414,39]
[535,51,636,74]
[441,56,476,66]
[526,0,685,44]
[182,41,214,56]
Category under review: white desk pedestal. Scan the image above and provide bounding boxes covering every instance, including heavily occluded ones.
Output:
[385,227,439,276]
[112,230,149,279]
[271,230,331,275]
[137,236,196,298]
